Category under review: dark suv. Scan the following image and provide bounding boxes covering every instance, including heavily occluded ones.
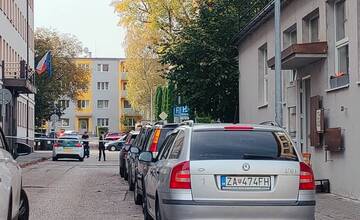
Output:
[119,130,139,179]
[132,123,179,205]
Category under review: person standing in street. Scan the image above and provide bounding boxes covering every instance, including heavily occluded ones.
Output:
[98,132,106,161]
[82,131,90,158]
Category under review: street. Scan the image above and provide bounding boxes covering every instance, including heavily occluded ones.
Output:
[22,151,143,220]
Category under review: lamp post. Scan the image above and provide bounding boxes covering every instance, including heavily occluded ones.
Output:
[26,0,29,144]
[274,0,283,126]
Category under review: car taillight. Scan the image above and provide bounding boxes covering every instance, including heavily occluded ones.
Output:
[53,143,60,148]
[75,143,82,147]
[170,161,191,189]
[299,162,315,190]
[149,128,161,152]
[224,126,254,131]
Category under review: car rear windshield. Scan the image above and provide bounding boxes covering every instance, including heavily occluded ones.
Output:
[158,128,176,152]
[190,130,298,161]
[58,138,78,145]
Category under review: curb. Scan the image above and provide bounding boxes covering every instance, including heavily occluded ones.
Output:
[19,157,51,168]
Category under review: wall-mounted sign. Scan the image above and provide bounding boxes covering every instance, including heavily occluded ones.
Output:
[316,109,324,133]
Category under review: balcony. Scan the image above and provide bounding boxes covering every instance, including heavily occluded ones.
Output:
[121,72,127,80]
[123,108,140,116]
[1,61,37,94]
[267,42,328,70]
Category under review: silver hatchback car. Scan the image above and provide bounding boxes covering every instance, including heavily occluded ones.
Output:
[140,123,315,220]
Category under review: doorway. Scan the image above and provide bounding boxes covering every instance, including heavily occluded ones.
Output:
[299,77,311,153]
[79,118,89,133]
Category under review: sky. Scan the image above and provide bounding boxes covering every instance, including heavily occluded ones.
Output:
[34,0,126,58]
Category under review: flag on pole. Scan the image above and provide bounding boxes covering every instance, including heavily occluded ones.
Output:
[36,51,52,76]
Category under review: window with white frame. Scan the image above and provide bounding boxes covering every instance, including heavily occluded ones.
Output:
[59,100,70,108]
[61,118,70,127]
[97,118,109,127]
[258,44,269,106]
[77,100,89,109]
[97,100,109,109]
[331,0,349,88]
[78,63,90,70]
[97,64,109,72]
[283,25,298,89]
[97,82,109,90]
[124,100,132,108]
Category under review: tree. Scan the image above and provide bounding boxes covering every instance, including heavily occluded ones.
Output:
[161,0,271,122]
[155,86,163,120]
[35,28,89,127]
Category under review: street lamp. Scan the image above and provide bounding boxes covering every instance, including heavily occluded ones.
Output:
[274,0,283,126]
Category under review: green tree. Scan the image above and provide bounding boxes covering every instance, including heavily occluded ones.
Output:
[35,28,89,127]
[161,0,271,122]
[154,86,163,120]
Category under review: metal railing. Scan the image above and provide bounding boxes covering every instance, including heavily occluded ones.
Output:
[1,60,35,84]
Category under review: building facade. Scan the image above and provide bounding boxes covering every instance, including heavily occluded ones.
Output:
[57,58,142,135]
[0,0,36,145]
[235,0,360,199]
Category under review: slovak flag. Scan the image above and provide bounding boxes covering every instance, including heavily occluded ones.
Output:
[36,51,52,76]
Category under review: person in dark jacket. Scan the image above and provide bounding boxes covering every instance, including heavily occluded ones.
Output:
[82,131,90,158]
[98,132,106,161]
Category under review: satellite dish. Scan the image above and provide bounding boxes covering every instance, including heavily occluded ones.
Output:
[84,47,89,54]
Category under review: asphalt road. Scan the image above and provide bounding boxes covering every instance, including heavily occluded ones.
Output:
[22,151,143,220]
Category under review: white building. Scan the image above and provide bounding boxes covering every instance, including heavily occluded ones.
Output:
[0,0,35,145]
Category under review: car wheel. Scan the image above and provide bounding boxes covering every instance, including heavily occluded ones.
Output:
[155,196,162,220]
[52,157,57,161]
[120,166,124,177]
[7,193,12,220]
[124,164,129,181]
[143,187,153,220]
[110,146,116,151]
[79,157,84,162]
[128,170,134,191]
[18,189,29,220]
[134,177,142,205]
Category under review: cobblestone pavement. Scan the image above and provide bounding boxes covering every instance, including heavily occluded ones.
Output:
[22,151,143,220]
[316,194,360,220]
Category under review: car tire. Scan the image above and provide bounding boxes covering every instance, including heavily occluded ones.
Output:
[110,146,116,151]
[143,187,153,220]
[124,165,129,181]
[155,196,162,220]
[18,189,29,220]
[134,177,142,205]
[79,157,84,162]
[120,166,124,177]
[7,192,12,220]
[52,157,57,161]
[128,170,134,191]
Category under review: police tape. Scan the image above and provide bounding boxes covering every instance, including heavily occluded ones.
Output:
[4,135,119,143]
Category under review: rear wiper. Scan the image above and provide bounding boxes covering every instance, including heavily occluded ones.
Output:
[242,154,276,160]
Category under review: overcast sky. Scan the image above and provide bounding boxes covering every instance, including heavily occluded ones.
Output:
[35,0,126,58]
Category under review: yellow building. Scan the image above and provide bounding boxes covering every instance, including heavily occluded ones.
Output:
[56,58,142,135]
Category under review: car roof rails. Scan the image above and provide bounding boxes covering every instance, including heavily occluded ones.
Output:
[180,120,194,127]
[154,121,166,126]
[259,121,281,127]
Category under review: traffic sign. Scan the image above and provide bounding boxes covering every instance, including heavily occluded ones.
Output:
[0,89,12,105]
[159,112,168,120]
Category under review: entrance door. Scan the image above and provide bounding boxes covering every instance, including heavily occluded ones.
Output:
[299,78,311,153]
[79,119,89,133]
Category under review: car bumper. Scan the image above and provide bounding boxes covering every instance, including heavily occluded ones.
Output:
[160,199,315,220]
[53,148,84,158]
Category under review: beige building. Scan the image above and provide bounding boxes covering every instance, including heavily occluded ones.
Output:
[235,0,360,199]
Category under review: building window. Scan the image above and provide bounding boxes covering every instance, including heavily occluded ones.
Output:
[124,117,136,127]
[303,9,320,43]
[283,25,297,48]
[97,100,109,109]
[124,100,131,108]
[287,107,297,139]
[97,118,109,127]
[59,100,70,108]
[78,63,90,70]
[77,100,89,109]
[258,44,268,106]
[97,64,109,72]
[331,0,349,88]
[61,118,70,127]
[97,82,109,90]
[123,82,127,91]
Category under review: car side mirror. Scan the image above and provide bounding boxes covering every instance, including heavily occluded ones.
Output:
[15,143,32,158]
[130,147,140,154]
[139,151,153,163]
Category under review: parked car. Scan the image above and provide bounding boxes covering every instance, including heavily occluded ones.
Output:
[140,123,315,220]
[126,125,153,192]
[119,130,139,179]
[105,132,124,141]
[133,123,180,205]
[34,132,50,150]
[52,136,84,161]
[0,127,31,220]
[105,140,125,151]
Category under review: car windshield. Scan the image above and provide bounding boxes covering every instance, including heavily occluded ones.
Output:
[190,130,298,161]
[58,137,79,145]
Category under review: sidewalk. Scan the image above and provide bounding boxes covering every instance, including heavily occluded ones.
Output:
[316,194,360,219]
[16,151,52,168]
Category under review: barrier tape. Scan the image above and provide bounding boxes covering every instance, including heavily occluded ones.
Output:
[5,135,119,143]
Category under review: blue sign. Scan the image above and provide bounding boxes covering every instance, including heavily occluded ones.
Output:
[174,106,189,117]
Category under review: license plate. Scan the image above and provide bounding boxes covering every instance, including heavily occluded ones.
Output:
[64,148,73,153]
[221,176,271,191]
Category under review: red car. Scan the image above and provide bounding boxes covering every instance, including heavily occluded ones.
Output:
[105,132,124,141]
